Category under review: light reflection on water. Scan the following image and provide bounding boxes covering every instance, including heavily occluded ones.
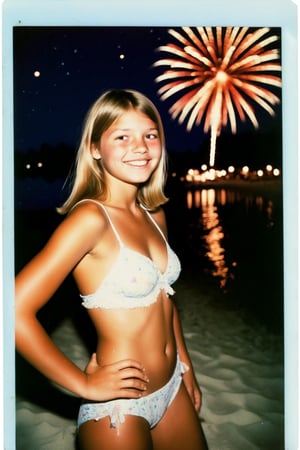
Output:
[186,188,275,289]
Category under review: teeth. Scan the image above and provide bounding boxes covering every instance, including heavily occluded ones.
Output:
[126,160,148,166]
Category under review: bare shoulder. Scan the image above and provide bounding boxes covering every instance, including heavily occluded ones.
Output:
[66,199,108,230]
[48,200,109,255]
[68,200,107,228]
[15,201,111,308]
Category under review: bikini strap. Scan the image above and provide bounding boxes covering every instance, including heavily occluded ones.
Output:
[141,205,167,243]
[72,199,123,246]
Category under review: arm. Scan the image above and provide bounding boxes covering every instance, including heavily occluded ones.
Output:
[173,304,202,413]
[15,204,148,400]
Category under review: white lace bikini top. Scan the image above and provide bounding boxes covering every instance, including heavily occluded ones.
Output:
[77,200,181,309]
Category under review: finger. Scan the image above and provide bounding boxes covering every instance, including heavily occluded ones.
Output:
[187,387,198,412]
[194,391,202,413]
[85,353,98,374]
[120,378,148,392]
[89,352,98,365]
[114,359,146,371]
[119,367,149,382]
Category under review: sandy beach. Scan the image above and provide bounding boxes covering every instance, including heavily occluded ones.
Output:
[15,271,284,450]
[14,179,285,449]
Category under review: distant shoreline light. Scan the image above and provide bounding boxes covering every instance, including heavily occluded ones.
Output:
[184,165,281,184]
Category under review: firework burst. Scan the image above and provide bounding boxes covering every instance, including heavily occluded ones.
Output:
[153,27,282,166]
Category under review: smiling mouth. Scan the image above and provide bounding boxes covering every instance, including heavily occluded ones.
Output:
[124,159,150,167]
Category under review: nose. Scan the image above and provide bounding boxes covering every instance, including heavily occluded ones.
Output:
[132,136,148,153]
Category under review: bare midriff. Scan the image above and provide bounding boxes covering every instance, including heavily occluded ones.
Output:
[88,291,177,394]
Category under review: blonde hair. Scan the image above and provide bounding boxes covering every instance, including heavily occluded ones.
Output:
[57,89,168,214]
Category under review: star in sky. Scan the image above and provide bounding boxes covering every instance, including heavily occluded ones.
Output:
[14,26,282,169]
[14,27,172,150]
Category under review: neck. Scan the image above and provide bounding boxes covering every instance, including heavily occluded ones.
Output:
[103,177,140,211]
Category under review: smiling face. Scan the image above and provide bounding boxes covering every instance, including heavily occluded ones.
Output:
[92,109,162,187]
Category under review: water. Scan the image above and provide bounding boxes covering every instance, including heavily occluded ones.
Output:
[165,182,284,334]
[14,178,284,334]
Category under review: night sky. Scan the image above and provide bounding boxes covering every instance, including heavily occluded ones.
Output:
[13,26,282,169]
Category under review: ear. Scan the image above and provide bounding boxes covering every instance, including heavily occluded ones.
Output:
[91,143,102,160]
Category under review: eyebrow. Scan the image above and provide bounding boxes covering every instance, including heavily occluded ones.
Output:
[112,127,158,132]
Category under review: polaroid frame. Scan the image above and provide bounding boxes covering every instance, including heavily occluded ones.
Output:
[2,0,298,448]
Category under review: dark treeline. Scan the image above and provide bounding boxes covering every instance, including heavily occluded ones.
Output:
[14,143,76,181]
[14,124,282,181]
[167,125,282,176]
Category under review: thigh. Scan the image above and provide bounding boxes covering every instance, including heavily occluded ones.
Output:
[78,415,153,450]
[151,383,208,450]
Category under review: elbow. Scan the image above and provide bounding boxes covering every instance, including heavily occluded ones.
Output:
[15,305,37,352]
[15,308,27,350]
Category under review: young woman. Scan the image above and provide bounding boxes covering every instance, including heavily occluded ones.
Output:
[15,89,208,450]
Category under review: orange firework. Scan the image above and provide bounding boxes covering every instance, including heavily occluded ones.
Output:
[153,27,282,166]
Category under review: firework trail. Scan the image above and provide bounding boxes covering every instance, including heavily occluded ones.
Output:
[153,27,282,166]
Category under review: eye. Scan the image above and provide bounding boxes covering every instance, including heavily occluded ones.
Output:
[116,135,128,141]
[146,132,159,140]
